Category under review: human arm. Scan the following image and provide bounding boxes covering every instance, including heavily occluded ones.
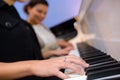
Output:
[0,61,32,80]
[57,39,74,49]
[0,55,89,80]
[42,47,73,59]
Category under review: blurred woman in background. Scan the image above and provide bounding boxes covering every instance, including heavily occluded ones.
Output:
[24,0,74,59]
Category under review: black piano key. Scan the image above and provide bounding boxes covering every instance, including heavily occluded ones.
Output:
[88,57,114,65]
[84,55,111,62]
[85,55,112,63]
[94,74,120,80]
[77,44,97,52]
[89,60,117,68]
[85,60,118,75]
[87,66,120,80]
[81,49,101,54]
[76,42,120,80]
[78,48,100,54]
[83,53,105,60]
[82,52,105,59]
[99,74,120,80]
[86,62,120,75]
[81,50,103,54]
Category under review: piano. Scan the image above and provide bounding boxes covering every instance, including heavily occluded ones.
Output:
[50,18,77,41]
[65,0,120,80]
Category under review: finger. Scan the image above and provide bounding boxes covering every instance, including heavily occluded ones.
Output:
[59,59,85,75]
[55,70,69,79]
[62,52,69,55]
[62,50,69,54]
[66,46,74,51]
[68,44,74,49]
[66,43,74,48]
[65,62,85,75]
[66,55,89,68]
[59,50,69,55]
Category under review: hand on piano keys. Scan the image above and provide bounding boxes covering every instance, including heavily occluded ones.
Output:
[64,67,87,80]
[64,42,120,80]
[64,43,88,80]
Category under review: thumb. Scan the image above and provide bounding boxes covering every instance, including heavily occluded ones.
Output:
[64,47,72,51]
[55,70,69,79]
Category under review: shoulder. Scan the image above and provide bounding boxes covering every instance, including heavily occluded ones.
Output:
[0,0,8,8]
[0,10,19,29]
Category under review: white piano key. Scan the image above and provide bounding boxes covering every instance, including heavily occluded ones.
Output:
[64,74,87,80]
[69,43,81,57]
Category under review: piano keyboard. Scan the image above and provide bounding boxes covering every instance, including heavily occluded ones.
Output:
[65,42,120,80]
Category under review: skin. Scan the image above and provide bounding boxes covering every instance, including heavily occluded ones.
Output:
[27,4,48,25]
[43,47,73,59]
[3,0,26,6]
[0,55,89,80]
[0,0,89,79]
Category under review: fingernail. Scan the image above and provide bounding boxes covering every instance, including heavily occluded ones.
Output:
[86,63,89,67]
[81,71,85,75]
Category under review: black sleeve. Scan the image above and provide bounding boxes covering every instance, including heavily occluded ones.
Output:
[0,0,8,7]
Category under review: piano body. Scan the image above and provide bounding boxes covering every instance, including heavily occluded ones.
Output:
[79,0,120,61]
[66,0,120,80]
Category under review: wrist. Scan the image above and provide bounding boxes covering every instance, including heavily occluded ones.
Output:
[48,50,56,56]
[28,61,39,76]
[14,61,35,77]
[42,51,55,59]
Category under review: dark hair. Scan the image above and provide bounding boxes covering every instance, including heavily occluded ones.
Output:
[24,0,49,14]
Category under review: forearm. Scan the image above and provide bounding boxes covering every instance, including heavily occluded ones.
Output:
[57,39,69,48]
[57,39,65,47]
[0,61,33,80]
[57,39,74,49]
[42,51,56,59]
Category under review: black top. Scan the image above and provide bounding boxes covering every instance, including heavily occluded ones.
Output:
[0,0,44,62]
[0,0,44,80]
